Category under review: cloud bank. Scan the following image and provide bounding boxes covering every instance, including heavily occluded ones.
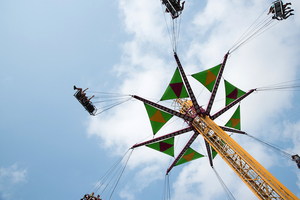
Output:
[87,0,300,199]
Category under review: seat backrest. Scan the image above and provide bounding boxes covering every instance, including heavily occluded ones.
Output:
[86,103,95,114]
[274,1,283,17]
[75,91,83,100]
[162,0,181,18]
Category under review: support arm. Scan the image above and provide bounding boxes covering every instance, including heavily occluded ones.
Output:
[206,52,229,115]
[132,95,194,122]
[204,139,214,167]
[166,130,199,174]
[174,53,204,116]
[131,126,193,149]
[211,89,255,120]
[220,126,246,134]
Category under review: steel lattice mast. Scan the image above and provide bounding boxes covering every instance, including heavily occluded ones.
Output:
[177,99,297,200]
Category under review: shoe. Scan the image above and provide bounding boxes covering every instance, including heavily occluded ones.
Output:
[74,85,76,90]
[290,13,294,15]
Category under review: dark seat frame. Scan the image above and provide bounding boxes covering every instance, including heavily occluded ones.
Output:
[74,91,97,116]
[162,0,182,19]
[273,0,284,20]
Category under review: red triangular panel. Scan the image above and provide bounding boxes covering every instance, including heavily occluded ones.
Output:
[227,88,238,99]
[159,142,173,152]
[169,82,183,98]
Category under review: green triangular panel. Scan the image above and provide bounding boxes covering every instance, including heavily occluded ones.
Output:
[175,148,204,166]
[224,80,246,106]
[191,64,221,92]
[144,103,173,135]
[160,67,189,101]
[146,138,174,157]
[170,67,183,84]
[225,106,241,130]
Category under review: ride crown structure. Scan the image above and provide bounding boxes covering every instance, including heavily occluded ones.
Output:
[76,1,298,199]
[130,52,298,200]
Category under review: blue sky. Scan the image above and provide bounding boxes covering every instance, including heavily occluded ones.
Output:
[1,0,300,199]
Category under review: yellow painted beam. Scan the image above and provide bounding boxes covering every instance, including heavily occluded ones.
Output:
[177,99,298,200]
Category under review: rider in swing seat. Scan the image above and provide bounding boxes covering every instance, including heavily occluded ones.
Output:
[292,154,300,169]
[164,0,185,18]
[268,1,294,20]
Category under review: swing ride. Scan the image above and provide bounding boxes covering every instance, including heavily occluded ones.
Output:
[74,88,97,116]
[162,0,185,19]
[74,0,299,199]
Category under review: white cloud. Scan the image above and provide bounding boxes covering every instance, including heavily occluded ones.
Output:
[119,162,165,199]
[297,171,300,195]
[0,164,27,199]
[119,185,135,200]
[87,0,300,199]
[170,157,257,200]
[283,120,300,156]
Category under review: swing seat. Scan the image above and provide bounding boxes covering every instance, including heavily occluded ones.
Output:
[74,91,97,116]
[162,0,182,19]
[273,1,284,19]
